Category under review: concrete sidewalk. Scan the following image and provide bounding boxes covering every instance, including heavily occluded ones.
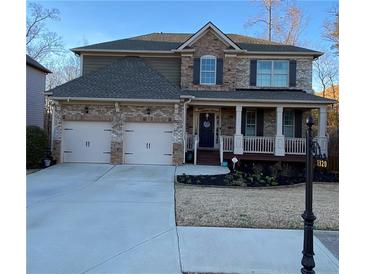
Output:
[177,226,338,274]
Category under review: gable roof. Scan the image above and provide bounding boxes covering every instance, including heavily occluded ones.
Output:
[176,21,241,51]
[50,57,180,101]
[71,22,321,56]
[130,32,282,45]
[26,55,52,73]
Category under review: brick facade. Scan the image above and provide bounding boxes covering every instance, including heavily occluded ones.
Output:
[220,107,235,136]
[52,27,318,165]
[180,29,314,93]
[180,30,236,91]
[263,108,276,136]
[52,102,184,165]
[235,57,313,93]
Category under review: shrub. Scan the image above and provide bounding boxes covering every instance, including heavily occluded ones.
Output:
[26,126,48,168]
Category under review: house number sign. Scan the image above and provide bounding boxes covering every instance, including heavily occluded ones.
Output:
[316,159,327,168]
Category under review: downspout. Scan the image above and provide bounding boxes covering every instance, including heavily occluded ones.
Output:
[182,97,192,164]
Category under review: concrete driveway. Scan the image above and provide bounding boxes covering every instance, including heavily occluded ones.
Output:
[27,164,181,274]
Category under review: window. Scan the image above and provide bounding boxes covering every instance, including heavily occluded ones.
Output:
[245,110,257,136]
[257,60,289,87]
[200,55,216,85]
[283,110,295,137]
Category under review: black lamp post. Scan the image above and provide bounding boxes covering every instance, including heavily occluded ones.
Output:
[301,115,317,274]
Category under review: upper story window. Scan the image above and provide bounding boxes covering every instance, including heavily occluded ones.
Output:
[245,110,257,136]
[200,55,217,85]
[257,60,289,87]
[283,110,295,137]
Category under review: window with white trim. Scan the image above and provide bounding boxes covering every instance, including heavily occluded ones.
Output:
[200,55,217,85]
[257,60,289,87]
[245,110,257,136]
[283,110,295,137]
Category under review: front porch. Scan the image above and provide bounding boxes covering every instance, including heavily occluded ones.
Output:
[184,105,328,165]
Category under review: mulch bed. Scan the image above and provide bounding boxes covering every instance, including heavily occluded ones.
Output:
[176,170,338,188]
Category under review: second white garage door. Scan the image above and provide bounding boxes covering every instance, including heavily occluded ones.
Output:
[123,122,173,165]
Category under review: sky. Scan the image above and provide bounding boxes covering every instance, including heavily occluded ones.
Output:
[29,0,338,91]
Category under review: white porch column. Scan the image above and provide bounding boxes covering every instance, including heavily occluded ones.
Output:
[274,106,285,156]
[317,106,328,156]
[233,105,244,154]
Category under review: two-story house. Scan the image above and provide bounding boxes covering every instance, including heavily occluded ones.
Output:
[48,22,334,166]
[26,55,52,129]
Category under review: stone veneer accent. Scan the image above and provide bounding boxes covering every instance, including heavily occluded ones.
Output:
[52,102,184,165]
[179,29,314,93]
[186,107,194,134]
[236,57,313,93]
[263,108,276,136]
[221,107,235,136]
[181,30,236,91]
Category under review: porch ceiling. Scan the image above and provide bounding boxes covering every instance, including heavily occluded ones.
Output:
[181,89,336,105]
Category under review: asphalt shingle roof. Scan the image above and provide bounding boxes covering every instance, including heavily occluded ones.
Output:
[72,39,181,52]
[238,43,320,53]
[181,90,336,104]
[130,32,282,45]
[50,57,333,104]
[50,57,181,100]
[26,55,52,73]
[72,33,321,55]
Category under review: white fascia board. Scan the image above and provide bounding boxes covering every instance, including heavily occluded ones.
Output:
[177,22,241,51]
[50,97,180,103]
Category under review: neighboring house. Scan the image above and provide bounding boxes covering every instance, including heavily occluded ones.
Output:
[26,55,52,129]
[48,22,335,166]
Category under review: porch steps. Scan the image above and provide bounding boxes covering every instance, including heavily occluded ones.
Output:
[197,150,220,165]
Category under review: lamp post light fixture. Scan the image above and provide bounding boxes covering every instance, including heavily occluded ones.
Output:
[301,115,317,274]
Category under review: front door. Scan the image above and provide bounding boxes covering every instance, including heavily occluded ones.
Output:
[199,113,215,148]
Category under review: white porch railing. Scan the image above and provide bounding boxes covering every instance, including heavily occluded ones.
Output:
[285,137,306,155]
[221,135,234,152]
[186,133,193,151]
[243,136,275,154]
[219,136,223,165]
[193,135,199,165]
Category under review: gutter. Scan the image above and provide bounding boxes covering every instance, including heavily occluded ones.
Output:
[71,48,322,57]
[179,95,334,105]
[50,96,180,103]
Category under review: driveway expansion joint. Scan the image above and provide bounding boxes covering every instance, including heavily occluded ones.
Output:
[81,227,175,274]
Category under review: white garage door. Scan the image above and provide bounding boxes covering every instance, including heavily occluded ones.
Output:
[62,121,112,163]
[124,122,173,165]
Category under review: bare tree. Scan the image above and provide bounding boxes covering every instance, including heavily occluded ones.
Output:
[313,54,338,97]
[46,54,81,90]
[275,4,306,45]
[323,6,339,55]
[244,0,282,41]
[26,2,64,61]
[245,0,306,45]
